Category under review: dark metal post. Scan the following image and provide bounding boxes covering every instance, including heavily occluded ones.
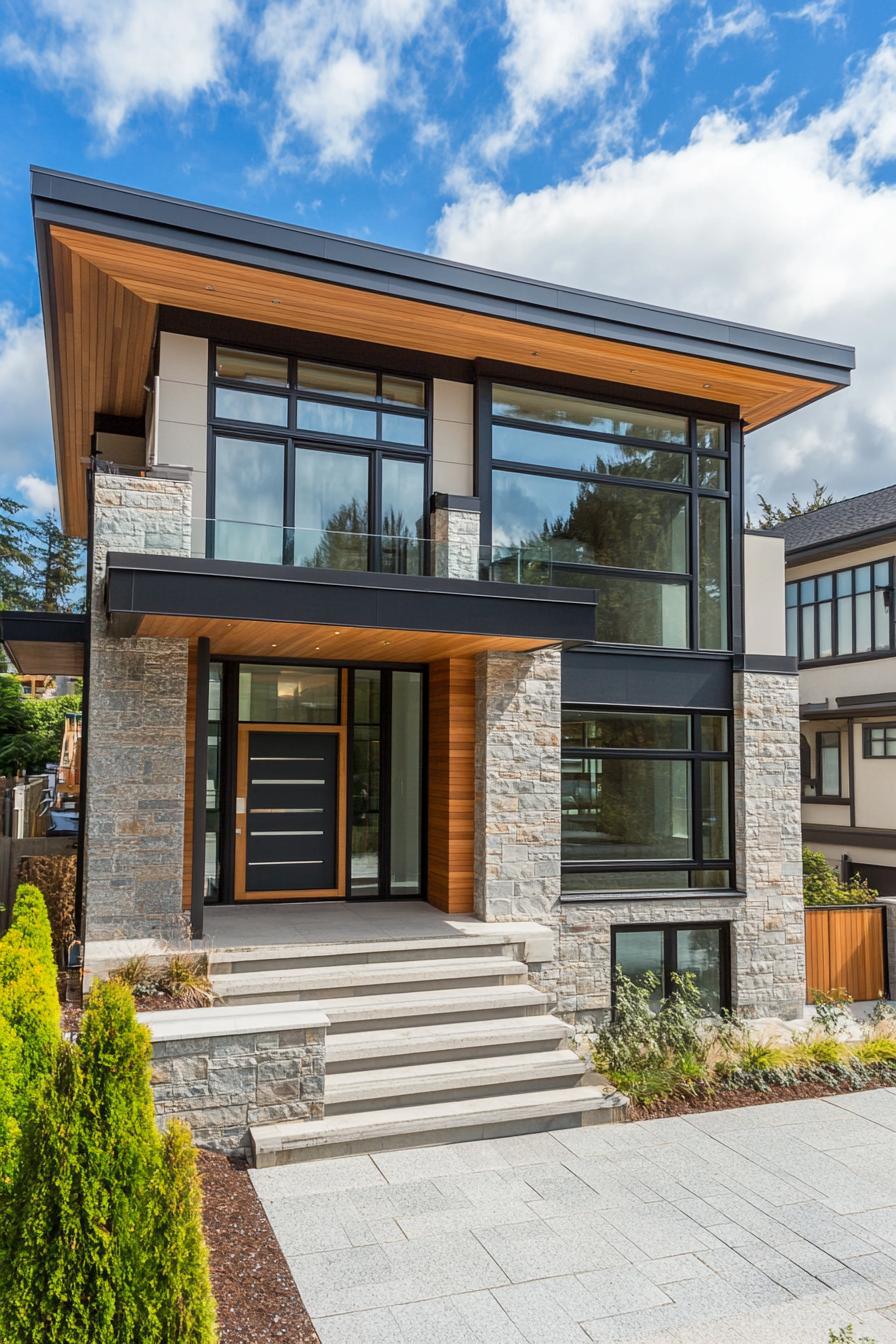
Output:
[190,636,211,940]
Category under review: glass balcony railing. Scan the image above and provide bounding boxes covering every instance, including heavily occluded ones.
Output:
[191,518,556,585]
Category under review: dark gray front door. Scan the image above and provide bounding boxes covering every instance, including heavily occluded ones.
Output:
[243,730,339,895]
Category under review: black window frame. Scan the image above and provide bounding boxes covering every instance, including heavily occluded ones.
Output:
[206,342,433,572]
[786,559,895,667]
[560,704,735,897]
[611,921,732,1013]
[815,729,843,798]
[476,375,736,653]
[863,722,896,759]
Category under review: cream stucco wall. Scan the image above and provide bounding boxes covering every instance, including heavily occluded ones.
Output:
[744,532,786,656]
[155,332,209,538]
[431,379,474,497]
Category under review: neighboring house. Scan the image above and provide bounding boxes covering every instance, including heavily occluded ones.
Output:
[14,674,55,698]
[769,487,896,896]
[0,167,858,1147]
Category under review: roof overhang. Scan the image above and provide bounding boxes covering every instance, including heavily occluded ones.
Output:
[784,523,896,567]
[33,167,856,538]
[0,611,86,676]
[104,552,596,661]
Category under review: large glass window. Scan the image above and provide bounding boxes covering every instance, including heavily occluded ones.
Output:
[786,560,893,663]
[613,923,729,1014]
[561,708,733,893]
[210,346,430,571]
[488,383,729,650]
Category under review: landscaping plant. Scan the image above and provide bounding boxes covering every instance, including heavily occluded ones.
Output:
[593,972,709,1107]
[803,847,877,906]
[110,951,214,1008]
[153,1121,218,1344]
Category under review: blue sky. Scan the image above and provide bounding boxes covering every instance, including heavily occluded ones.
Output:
[0,0,894,519]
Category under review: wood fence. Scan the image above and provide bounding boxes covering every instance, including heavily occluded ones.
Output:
[804,905,888,1003]
[0,836,77,933]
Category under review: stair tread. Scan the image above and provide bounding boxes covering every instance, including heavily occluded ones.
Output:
[326,1050,585,1097]
[253,1086,621,1151]
[223,983,549,1020]
[211,935,518,967]
[212,956,527,994]
[326,1014,570,1060]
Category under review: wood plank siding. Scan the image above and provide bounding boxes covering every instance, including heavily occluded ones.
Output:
[804,906,887,1003]
[427,658,475,913]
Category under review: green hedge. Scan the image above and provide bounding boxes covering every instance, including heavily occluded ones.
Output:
[803,847,878,906]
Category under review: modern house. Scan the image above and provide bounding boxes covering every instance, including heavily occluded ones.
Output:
[770,487,896,896]
[0,167,857,1155]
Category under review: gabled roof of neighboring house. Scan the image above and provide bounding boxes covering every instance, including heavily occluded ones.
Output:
[767,484,896,562]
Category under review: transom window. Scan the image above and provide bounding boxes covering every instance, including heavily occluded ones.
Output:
[209,346,430,573]
[786,560,893,663]
[864,724,896,758]
[486,382,730,651]
[560,708,733,895]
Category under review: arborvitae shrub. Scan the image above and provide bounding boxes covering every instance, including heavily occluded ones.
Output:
[153,1120,218,1344]
[0,931,59,1089]
[0,1016,23,1188]
[9,884,56,984]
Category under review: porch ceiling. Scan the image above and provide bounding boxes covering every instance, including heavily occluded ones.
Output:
[0,611,86,676]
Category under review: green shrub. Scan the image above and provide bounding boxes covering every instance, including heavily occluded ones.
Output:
[803,847,877,905]
[791,1035,848,1067]
[152,1121,217,1344]
[593,972,709,1107]
[161,954,214,1008]
[853,1037,896,1066]
[9,884,56,986]
[0,931,59,1090]
[14,861,76,968]
[733,1039,791,1073]
[0,1016,23,1189]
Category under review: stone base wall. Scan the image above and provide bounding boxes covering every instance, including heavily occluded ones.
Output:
[431,503,480,579]
[84,473,193,941]
[147,1014,327,1156]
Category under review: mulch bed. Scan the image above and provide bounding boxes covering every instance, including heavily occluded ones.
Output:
[198,1150,319,1344]
[625,1074,893,1121]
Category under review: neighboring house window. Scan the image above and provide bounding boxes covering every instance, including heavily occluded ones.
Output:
[486,383,730,650]
[612,922,730,1013]
[209,346,430,572]
[864,724,896,758]
[786,560,893,662]
[560,708,733,894]
[800,733,816,799]
[816,730,841,797]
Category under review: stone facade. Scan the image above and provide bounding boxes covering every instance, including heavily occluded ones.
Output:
[474,647,561,922]
[147,1013,326,1156]
[84,471,193,941]
[431,502,480,580]
[474,650,806,1023]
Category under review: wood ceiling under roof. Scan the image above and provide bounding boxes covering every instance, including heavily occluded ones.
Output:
[47,223,840,537]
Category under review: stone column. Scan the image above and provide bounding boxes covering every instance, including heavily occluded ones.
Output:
[83,471,193,943]
[473,647,562,922]
[430,493,480,580]
[732,669,806,1018]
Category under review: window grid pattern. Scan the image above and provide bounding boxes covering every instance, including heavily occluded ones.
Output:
[864,724,896,758]
[786,560,894,664]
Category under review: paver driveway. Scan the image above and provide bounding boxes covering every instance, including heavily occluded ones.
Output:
[251,1090,896,1343]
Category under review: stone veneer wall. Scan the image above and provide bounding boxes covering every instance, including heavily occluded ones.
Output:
[475,652,806,1022]
[148,1016,326,1156]
[84,472,193,941]
[431,503,480,580]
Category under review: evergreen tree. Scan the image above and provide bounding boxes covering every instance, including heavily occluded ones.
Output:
[0,497,35,608]
[9,884,56,980]
[0,931,59,1091]
[153,1121,218,1344]
[749,480,836,528]
[27,513,85,612]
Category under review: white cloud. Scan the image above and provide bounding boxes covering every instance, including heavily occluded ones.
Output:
[779,0,844,26]
[254,0,442,170]
[432,32,896,510]
[1,0,241,143]
[16,475,59,516]
[690,3,768,60]
[482,0,673,161]
[0,308,53,497]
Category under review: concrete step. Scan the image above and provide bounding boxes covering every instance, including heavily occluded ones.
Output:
[211,935,524,976]
[252,1087,627,1165]
[326,1014,571,1071]
[212,956,528,1005]
[301,984,551,1033]
[325,1050,586,1114]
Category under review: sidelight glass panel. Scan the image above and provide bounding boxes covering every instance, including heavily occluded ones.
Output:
[215,347,288,385]
[237,665,339,723]
[351,670,381,895]
[561,756,691,864]
[614,929,665,1009]
[676,928,723,1013]
[381,457,426,575]
[698,496,728,650]
[215,387,288,426]
[297,361,376,400]
[561,710,689,750]
[701,760,730,860]
[390,671,423,895]
[492,470,688,572]
[594,573,689,647]
[294,446,369,570]
[213,436,285,564]
[204,663,223,903]
[492,384,688,444]
[492,425,688,482]
[297,400,377,439]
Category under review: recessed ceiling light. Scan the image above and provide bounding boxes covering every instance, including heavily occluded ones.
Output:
[205,285,216,292]
[703,383,711,389]
[271,298,282,305]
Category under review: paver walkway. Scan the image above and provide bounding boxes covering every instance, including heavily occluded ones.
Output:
[251,1090,896,1343]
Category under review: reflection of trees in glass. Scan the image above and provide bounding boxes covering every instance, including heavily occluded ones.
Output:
[522,477,687,572]
[304,500,368,571]
[562,756,690,863]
